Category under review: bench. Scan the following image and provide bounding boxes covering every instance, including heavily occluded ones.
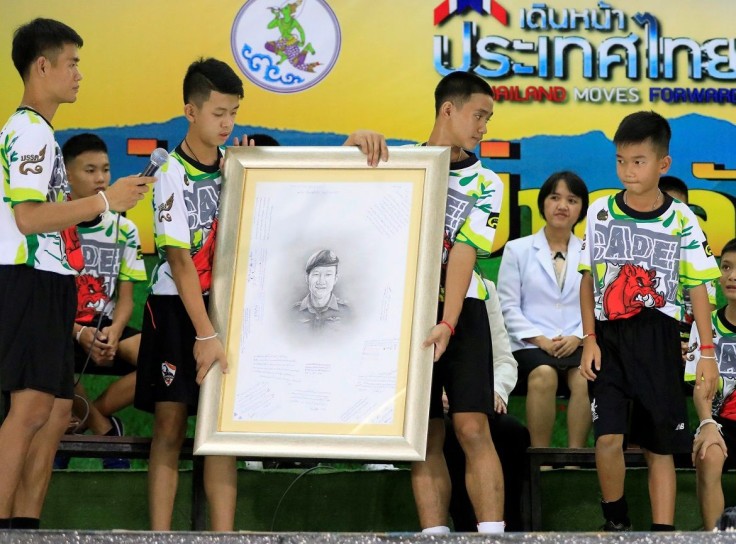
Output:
[526,447,694,531]
[57,435,205,530]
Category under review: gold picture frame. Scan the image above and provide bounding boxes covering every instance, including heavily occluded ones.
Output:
[194,146,449,461]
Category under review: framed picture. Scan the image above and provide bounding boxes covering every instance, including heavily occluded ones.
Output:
[194,146,450,461]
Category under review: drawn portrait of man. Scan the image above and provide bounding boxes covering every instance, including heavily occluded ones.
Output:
[293,249,351,332]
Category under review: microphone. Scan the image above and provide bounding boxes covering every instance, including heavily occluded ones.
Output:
[141,148,169,177]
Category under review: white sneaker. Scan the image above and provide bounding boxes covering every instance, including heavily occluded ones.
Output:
[362,463,398,471]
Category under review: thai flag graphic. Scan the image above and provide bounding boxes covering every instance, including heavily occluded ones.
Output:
[434,0,509,26]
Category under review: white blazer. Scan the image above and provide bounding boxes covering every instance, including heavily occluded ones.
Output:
[484,279,518,406]
[497,228,584,352]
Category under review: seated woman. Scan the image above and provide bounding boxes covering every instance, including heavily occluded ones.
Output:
[497,171,591,448]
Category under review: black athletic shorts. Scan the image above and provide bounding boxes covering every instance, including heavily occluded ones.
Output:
[429,297,494,419]
[714,416,736,472]
[134,294,207,415]
[589,307,691,455]
[74,316,139,375]
[0,265,76,400]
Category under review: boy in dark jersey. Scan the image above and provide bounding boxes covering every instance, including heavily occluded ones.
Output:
[0,18,152,529]
[579,111,720,531]
[687,238,736,530]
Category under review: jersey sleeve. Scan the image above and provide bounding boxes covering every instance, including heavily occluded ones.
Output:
[119,217,147,283]
[7,121,56,204]
[679,207,719,288]
[152,159,190,250]
[455,172,503,253]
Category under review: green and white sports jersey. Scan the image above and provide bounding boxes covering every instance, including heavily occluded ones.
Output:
[444,152,503,301]
[0,108,79,275]
[579,191,719,322]
[76,212,146,324]
[149,145,222,295]
[685,308,736,422]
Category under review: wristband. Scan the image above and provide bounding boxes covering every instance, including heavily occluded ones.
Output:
[699,355,717,360]
[195,332,219,341]
[75,326,87,343]
[700,344,715,351]
[695,418,723,438]
[438,320,455,336]
[98,191,110,215]
[582,333,596,340]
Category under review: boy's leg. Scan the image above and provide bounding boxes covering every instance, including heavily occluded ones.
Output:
[595,433,626,501]
[0,390,56,518]
[12,396,72,518]
[644,450,676,526]
[696,445,727,530]
[525,365,557,447]
[93,372,136,418]
[453,411,504,523]
[566,368,592,448]
[411,418,451,529]
[204,455,237,531]
[148,401,188,530]
[73,381,113,435]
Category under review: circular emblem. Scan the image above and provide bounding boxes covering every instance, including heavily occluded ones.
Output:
[231,0,341,94]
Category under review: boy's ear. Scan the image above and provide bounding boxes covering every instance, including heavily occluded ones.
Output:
[659,155,672,174]
[183,103,197,122]
[439,100,454,119]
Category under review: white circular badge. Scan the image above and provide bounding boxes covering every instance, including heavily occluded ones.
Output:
[231,0,341,93]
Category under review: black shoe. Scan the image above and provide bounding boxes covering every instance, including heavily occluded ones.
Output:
[600,520,631,532]
[102,416,130,470]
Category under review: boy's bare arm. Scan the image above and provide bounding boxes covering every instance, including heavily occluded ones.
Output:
[99,281,136,359]
[579,271,601,381]
[167,246,228,384]
[423,241,475,362]
[691,283,718,400]
[13,175,154,235]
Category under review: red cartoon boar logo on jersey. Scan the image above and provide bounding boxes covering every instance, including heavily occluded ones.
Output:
[192,218,217,292]
[603,263,665,320]
[76,274,108,323]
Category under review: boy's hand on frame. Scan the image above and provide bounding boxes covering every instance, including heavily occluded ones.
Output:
[343,130,388,167]
[193,336,229,385]
[422,323,452,362]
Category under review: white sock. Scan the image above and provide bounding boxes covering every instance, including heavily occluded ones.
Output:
[422,526,451,534]
[477,521,505,534]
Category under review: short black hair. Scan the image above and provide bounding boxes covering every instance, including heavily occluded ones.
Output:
[658,175,688,202]
[12,18,83,80]
[613,110,671,157]
[537,171,589,226]
[434,71,494,117]
[721,238,736,259]
[183,58,244,106]
[250,134,280,146]
[62,133,108,164]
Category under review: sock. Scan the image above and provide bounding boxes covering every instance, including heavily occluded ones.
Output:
[10,517,39,529]
[601,495,630,525]
[0,519,10,529]
[651,524,675,531]
[477,521,505,534]
[421,526,451,534]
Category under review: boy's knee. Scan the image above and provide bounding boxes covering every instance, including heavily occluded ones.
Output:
[696,447,727,476]
[454,416,491,447]
[596,434,624,453]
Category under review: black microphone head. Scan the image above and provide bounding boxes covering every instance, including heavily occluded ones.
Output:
[151,148,169,167]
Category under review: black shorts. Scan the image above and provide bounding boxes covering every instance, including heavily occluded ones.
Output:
[715,417,736,472]
[429,297,494,419]
[589,308,691,455]
[514,346,582,376]
[0,265,76,400]
[134,294,206,415]
[74,316,139,375]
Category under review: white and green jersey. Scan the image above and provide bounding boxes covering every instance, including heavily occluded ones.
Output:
[579,191,719,322]
[685,308,736,422]
[444,152,503,301]
[76,212,146,324]
[0,108,79,275]
[149,145,222,295]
